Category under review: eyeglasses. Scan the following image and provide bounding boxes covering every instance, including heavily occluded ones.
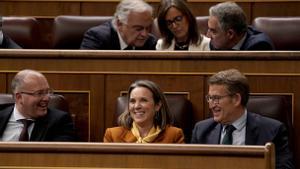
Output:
[205,94,233,104]
[19,88,54,98]
[166,15,184,27]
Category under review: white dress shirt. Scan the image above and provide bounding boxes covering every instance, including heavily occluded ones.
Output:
[0,105,35,141]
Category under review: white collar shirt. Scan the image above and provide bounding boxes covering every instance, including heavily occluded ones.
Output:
[220,109,247,145]
[0,105,35,141]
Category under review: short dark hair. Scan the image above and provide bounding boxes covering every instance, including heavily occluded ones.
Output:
[208,69,250,106]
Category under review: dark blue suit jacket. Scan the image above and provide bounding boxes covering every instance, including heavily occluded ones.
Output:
[0,105,77,141]
[191,112,294,169]
[210,26,275,50]
[0,34,22,49]
[80,21,157,50]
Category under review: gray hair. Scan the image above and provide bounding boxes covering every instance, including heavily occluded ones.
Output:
[112,0,153,25]
[209,1,247,35]
[11,69,45,94]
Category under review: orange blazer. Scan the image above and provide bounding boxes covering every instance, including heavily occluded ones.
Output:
[104,125,184,143]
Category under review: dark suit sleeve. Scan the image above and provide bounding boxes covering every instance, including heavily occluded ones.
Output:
[273,124,294,169]
[80,21,117,50]
[247,41,274,50]
[142,34,157,50]
[191,123,200,143]
[80,27,106,49]
[51,111,78,141]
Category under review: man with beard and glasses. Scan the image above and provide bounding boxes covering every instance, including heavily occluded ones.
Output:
[0,69,77,141]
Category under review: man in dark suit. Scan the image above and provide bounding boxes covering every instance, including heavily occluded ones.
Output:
[0,69,77,141]
[80,0,157,50]
[191,69,294,169]
[206,2,274,50]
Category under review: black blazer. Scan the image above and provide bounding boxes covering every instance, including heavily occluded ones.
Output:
[0,34,22,49]
[0,105,77,141]
[191,112,294,169]
[210,26,275,50]
[80,21,157,50]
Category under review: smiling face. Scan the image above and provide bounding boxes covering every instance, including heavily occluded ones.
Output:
[165,7,189,42]
[208,84,238,124]
[117,10,153,47]
[128,86,161,128]
[15,74,50,119]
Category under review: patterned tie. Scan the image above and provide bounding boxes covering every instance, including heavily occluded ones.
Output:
[18,119,33,141]
[222,125,236,145]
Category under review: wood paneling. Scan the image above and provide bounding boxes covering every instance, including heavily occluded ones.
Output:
[0,74,7,93]
[0,142,275,169]
[1,0,299,19]
[0,2,80,16]
[0,50,299,168]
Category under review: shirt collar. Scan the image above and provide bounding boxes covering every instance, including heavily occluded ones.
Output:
[13,104,34,121]
[232,33,247,50]
[231,109,247,131]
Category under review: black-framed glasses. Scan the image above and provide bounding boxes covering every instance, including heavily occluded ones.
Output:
[166,15,184,27]
[205,94,233,104]
[19,88,54,98]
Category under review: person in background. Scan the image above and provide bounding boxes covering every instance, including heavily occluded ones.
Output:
[0,69,77,141]
[156,0,210,50]
[0,17,21,49]
[80,0,157,50]
[104,80,184,143]
[207,2,274,50]
[191,69,294,169]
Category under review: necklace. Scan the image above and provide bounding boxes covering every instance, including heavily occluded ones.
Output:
[175,42,189,50]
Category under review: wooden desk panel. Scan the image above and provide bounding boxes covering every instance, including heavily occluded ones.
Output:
[0,142,275,169]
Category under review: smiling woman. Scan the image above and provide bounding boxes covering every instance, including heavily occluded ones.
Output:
[103,79,184,143]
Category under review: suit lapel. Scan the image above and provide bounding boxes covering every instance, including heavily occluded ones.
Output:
[0,106,14,137]
[110,22,121,50]
[30,115,49,141]
[245,112,259,145]
[208,123,222,144]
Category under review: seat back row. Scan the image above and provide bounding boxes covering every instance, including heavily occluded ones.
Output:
[2,16,300,50]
